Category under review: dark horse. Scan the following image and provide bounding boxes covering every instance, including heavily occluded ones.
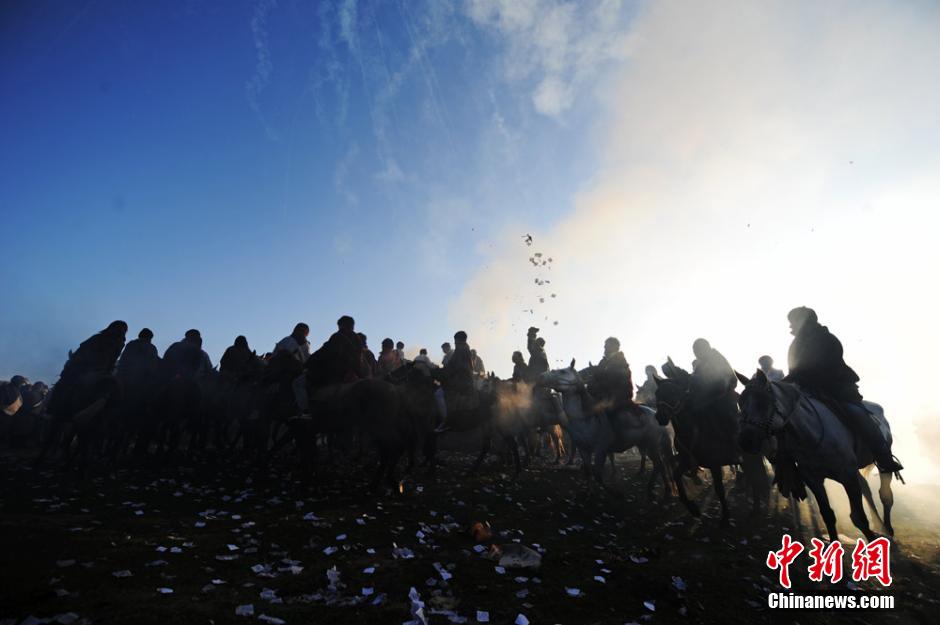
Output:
[655,361,768,524]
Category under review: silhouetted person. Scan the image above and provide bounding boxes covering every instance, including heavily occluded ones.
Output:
[758,355,784,382]
[784,306,902,473]
[635,365,662,406]
[162,330,206,380]
[275,323,311,364]
[359,333,377,378]
[433,331,475,432]
[441,342,453,366]
[591,337,638,415]
[220,335,260,381]
[470,349,486,377]
[48,321,128,417]
[395,341,406,364]
[413,348,436,376]
[689,338,737,404]
[118,328,160,378]
[526,327,549,383]
[511,351,528,383]
[306,315,365,388]
[376,338,403,376]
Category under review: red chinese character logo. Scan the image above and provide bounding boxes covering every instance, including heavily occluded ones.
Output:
[851,537,892,586]
[807,538,844,583]
[766,533,804,588]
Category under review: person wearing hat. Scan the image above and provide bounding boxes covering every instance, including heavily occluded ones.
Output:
[305,315,366,393]
[525,327,549,383]
[783,306,902,473]
[376,338,403,376]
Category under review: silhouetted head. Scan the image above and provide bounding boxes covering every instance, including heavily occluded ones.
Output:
[11,375,28,387]
[470,349,478,357]
[396,341,404,350]
[758,355,773,369]
[527,326,539,336]
[787,306,817,335]
[292,323,310,340]
[604,337,620,357]
[382,338,394,350]
[692,338,711,359]
[106,320,129,336]
[441,342,452,354]
[185,329,201,340]
[358,333,368,347]
[512,350,524,365]
[234,335,248,349]
[454,331,468,344]
[337,316,355,331]
[645,365,657,378]
[419,348,427,356]
[138,328,154,341]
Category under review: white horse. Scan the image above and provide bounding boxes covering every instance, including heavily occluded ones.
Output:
[539,362,674,500]
[737,370,898,540]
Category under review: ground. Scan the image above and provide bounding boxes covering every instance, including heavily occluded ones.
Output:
[1,446,938,625]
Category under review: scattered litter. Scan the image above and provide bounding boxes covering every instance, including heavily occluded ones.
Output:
[111,570,133,578]
[476,611,489,623]
[498,544,542,570]
[565,587,581,597]
[594,575,606,584]
[672,576,686,591]
[494,566,506,575]
[514,615,529,625]
[235,604,254,616]
[362,587,374,596]
[644,600,656,611]
[258,614,285,625]
[156,587,174,594]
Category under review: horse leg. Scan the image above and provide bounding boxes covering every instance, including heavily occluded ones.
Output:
[857,469,883,528]
[469,433,491,476]
[505,435,522,475]
[674,455,700,517]
[710,466,729,526]
[637,451,648,476]
[878,471,894,536]
[805,476,839,542]
[843,473,876,540]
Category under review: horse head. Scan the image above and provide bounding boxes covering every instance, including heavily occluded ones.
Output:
[653,371,689,426]
[736,369,776,454]
[538,363,583,394]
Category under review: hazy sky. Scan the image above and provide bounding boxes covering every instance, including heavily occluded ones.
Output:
[2,1,938,479]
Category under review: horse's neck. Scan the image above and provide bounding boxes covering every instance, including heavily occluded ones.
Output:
[561,390,586,420]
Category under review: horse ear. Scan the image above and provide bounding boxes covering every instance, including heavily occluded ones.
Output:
[569,358,576,370]
[755,369,768,386]
[735,370,750,386]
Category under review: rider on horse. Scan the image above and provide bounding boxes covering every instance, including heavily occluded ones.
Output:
[47,320,128,418]
[783,306,902,473]
[433,330,476,432]
[591,337,641,417]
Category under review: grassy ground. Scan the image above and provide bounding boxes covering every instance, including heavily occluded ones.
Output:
[1,445,938,625]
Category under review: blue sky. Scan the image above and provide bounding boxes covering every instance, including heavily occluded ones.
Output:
[1,0,629,380]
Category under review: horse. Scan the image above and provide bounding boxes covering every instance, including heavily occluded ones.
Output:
[539,362,674,501]
[736,370,897,540]
[655,362,768,523]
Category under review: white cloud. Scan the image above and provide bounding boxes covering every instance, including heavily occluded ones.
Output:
[452,0,940,481]
[246,0,279,141]
[467,0,631,116]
